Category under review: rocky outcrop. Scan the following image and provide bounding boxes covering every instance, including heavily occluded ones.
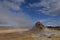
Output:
[35,21,44,29]
[29,21,45,34]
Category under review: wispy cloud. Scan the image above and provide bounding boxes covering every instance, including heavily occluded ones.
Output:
[40,18,60,26]
[0,0,33,27]
[28,0,60,16]
[1,0,24,11]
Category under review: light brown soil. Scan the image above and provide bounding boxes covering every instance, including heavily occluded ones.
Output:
[0,30,60,40]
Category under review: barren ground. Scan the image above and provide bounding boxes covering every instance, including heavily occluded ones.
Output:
[0,27,60,40]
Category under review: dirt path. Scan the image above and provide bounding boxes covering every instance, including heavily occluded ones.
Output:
[0,29,29,33]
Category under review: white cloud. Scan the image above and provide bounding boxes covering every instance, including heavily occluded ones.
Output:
[0,0,33,27]
[4,1,20,10]
[2,0,24,11]
[29,0,60,16]
[40,19,60,26]
[14,0,24,2]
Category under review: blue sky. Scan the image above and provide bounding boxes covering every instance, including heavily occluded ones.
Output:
[0,0,60,27]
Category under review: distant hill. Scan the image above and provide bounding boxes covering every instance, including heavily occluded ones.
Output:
[0,26,15,30]
[0,26,30,30]
[47,26,60,30]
